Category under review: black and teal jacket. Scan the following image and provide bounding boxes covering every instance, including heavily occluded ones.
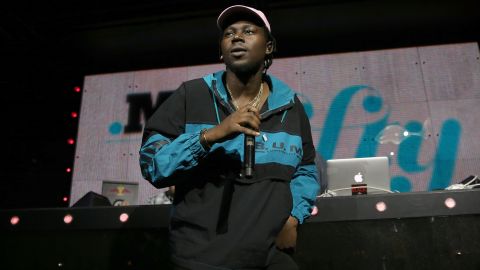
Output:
[140,70,319,269]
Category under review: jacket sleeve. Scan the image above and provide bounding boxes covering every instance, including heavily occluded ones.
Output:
[139,83,208,188]
[290,96,320,224]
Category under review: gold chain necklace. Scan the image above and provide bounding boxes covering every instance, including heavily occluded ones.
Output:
[226,82,264,111]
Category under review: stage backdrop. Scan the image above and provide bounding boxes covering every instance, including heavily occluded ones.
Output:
[70,42,480,206]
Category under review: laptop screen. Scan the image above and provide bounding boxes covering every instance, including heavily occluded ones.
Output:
[326,156,391,196]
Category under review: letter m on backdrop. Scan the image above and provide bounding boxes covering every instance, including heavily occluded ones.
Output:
[124,91,173,133]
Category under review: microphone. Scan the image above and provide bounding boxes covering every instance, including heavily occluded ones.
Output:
[244,134,255,178]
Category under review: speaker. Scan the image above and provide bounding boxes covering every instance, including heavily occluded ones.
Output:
[72,191,112,207]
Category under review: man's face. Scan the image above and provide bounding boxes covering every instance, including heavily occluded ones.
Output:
[220,20,272,74]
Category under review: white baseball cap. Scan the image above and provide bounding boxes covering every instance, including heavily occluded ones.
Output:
[217,5,271,33]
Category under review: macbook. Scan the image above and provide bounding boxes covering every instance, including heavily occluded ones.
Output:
[326,156,391,196]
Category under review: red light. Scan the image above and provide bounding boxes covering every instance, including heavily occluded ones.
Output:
[67,139,75,145]
[64,214,73,224]
[74,86,81,93]
[66,168,71,173]
[63,196,68,202]
[71,112,78,118]
[10,216,20,225]
[119,213,129,223]
[376,201,387,212]
[445,198,456,209]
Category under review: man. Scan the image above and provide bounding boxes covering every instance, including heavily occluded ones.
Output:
[140,5,319,269]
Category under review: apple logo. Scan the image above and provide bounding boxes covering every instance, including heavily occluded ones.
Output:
[354,172,364,183]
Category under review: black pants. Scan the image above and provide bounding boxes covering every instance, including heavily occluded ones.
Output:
[265,249,299,270]
[173,249,298,270]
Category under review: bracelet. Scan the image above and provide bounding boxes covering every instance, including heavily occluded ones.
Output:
[200,128,212,150]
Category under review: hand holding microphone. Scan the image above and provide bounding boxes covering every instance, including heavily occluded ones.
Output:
[198,106,260,177]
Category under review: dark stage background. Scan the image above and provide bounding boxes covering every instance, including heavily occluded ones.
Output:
[1,0,479,209]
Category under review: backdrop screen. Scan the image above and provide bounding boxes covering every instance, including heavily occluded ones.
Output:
[71,42,480,205]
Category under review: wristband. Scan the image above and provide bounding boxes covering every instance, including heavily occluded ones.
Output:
[200,129,211,150]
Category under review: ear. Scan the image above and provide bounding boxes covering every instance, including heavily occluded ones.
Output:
[265,41,273,55]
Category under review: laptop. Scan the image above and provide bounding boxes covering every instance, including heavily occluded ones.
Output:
[326,156,391,196]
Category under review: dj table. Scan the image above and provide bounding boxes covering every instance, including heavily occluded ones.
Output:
[2,189,479,269]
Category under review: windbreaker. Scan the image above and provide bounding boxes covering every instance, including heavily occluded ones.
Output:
[139,70,319,269]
